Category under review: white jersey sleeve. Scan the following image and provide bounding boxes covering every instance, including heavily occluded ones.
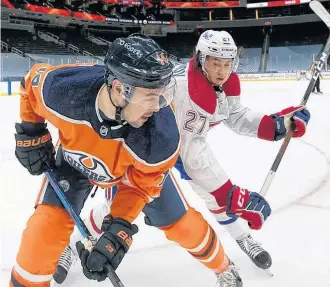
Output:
[218,73,264,137]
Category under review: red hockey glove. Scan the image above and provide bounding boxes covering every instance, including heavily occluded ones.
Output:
[226,186,271,230]
[272,105,310,141]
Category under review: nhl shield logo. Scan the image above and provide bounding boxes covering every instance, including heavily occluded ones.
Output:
[100,125,108,136]
[59,179,70,192]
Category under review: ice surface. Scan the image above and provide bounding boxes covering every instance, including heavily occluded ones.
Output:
[1,80,330,287]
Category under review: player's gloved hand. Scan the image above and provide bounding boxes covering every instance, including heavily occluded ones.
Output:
[76,215,138,282]
[271,105,310,141]
[226,186,271,230]
[15,121,55,175]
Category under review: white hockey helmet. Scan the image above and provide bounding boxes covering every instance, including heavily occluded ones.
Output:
[196,30,237,60]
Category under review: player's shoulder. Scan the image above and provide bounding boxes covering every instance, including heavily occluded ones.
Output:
[124,106,180,165]
[222,72,241,97]
[43,63,103,86]
[29,63,53,75]
[41,64,105,121]
[23,63,52,88]
[173,63,187,77]
[186,59,217,115]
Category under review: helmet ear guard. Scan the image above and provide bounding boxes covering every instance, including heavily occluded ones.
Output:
[104,72,127,124]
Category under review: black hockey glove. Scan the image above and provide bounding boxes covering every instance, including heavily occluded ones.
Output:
[15,122,55,175]
[76,215,138,282]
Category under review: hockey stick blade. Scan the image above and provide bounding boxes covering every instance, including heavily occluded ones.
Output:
[259,1,330,196]
[310,0,330,27]
[45,171,125,287]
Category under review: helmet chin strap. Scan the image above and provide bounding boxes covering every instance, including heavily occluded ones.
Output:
[201,65,212,84]
[107,85,128,125]
[199,53,213,84]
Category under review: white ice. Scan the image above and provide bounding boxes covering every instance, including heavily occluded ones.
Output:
[1,80,330,287]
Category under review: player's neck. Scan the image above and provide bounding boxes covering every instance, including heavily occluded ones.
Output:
[98,84,117,121]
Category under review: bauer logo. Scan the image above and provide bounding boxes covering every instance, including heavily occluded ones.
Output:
[62,149,114,182]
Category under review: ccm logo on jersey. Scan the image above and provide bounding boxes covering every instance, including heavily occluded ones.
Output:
[63,149,114,182]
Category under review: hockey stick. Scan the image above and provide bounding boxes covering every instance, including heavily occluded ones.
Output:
[259,0,330,196]
[44,171,125,287]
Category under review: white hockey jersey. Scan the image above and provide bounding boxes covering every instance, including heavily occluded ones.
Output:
[173,58,275,211]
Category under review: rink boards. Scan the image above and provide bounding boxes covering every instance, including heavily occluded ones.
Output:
[2,72,330,96]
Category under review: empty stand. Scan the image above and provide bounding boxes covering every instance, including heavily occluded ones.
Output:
[1,29,74,55]
[1,53,32,78]
[43,27,107,56]
[267,45,322,72]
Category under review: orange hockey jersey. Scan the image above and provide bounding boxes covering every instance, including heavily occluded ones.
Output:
[19,63,180,222]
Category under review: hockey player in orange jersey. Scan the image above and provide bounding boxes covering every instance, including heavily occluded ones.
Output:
[10,34,245,287]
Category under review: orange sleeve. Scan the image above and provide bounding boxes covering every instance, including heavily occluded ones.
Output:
[20,63,52,123]
[110,155,179,222]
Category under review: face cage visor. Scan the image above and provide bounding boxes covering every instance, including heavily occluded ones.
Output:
[199,53,236,72]
[120,76,176,110]
[198,53,240,85]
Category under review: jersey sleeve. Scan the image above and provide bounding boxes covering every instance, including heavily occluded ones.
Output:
[224,96,264,137]
[223,73,273,139]
[110,158,177,222]
[19,63,52,123]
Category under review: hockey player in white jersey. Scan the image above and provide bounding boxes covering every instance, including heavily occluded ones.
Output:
[171,30,309,271]
[54,30,310,286]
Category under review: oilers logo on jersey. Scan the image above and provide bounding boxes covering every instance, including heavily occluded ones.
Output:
[62,149,115,182]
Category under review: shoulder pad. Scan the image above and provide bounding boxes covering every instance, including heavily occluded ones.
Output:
[173,64,187,77]
[223,72,241,97]
[42,65,105,121]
